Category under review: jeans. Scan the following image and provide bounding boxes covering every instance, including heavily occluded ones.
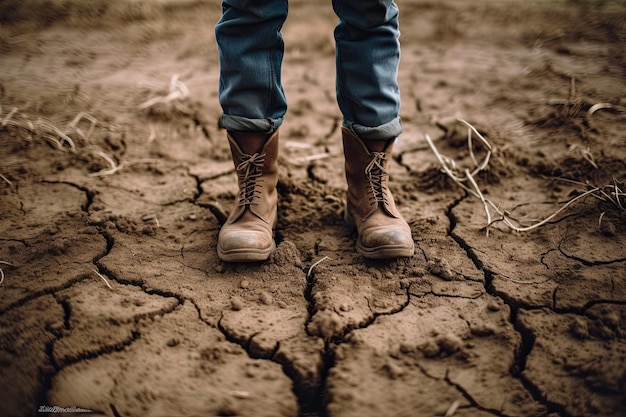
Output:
[215,0,402,140]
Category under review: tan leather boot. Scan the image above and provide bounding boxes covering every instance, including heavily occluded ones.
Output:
[217,131,279,262]
[342,127,414,259]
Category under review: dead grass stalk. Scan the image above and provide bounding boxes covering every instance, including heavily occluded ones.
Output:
[0,261,13,285]
[425,118,624,235]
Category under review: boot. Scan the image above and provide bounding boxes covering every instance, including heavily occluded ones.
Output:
[342,127,414,259]
[217,131,279,262]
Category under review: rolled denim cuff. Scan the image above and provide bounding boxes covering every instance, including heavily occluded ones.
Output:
[345,117,402,140]
[219,114,283,134]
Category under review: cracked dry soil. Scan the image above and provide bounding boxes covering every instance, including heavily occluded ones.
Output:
[1,1,625,416]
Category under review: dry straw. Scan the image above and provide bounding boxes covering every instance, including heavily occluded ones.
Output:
[0,97,159,177]
[307,256,330,279]
[0,102,104,152]
[138,73,190,113]
[425,118,624,235]
[0,261,13,285]
[93,269,113,290]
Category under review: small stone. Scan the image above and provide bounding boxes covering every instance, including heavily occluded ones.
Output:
[420,339,440,358]
[382,360,405,380]
[307,310,343,339]
[399,343,414,354]
[230,296,244,311]
[437,333,464,354]
[599,220,616,236]
[240,279,250,289]
[471,323,496,336]
[368,267,383,280]
[570,317,589,339]
[259,291,273,305]
[486,299,502,312]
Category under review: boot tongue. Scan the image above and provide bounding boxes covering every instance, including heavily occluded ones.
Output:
[364,138,393,153]
[231,131,270,154]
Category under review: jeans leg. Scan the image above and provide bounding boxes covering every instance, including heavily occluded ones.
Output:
[215,0,288,133]
[332,0,402,140]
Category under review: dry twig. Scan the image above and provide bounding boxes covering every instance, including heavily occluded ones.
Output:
[0,103,109,152]
[68,112,99,141]
[89,149,160,177]
[0,172,12,186]
[307,256,330,279]
[0,261,13,285]
[425,118,623,235]
[587,102,626,116]
[93,269,113,290]
[444,400,460,417]
[138,74,190,111]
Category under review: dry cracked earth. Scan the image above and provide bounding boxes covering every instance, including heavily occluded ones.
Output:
[1,1,625,417]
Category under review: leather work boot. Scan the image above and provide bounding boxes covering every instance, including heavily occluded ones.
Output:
[342,127,414,259]
[217,131,279,262]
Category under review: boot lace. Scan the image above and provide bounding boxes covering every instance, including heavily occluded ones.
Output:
[236,152,265,207]
[365,152,389,205]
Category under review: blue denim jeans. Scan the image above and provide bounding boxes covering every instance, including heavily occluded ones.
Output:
[215,0,402,140]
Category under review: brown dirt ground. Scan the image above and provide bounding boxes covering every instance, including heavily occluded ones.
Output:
[1,1,625,416]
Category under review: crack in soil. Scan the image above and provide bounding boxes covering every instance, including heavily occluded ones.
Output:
[446,194,538,408]
[304,259,415,417]
[557,239,626,266]
[42,180,96,212]
[445,195,587,417]
[39,308,142,415]
[443,368,517,417]
[37,228,185,410]
[0,272,93,315]
[513,319,577,417]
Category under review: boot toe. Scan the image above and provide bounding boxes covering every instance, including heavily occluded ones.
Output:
[217,230,275,262]
[358,226,414,259]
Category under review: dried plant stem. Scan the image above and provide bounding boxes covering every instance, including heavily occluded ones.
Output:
[0,261,13,285]
[138,74,189,110]
[90,149,122,176]
[37,119,77,151]
[307,256,330,279]
[487,187,600,232]
[552,177,625,210]
[89,149,160,177]
[0,105,107,152]
[68,112,99,141]
[465,168,492,230]
[93,269,113,290]
[444,400,460,417]
[587,102,626,116]
[0,172,12,186]
[1,107,17,127]
[425,118,619,234]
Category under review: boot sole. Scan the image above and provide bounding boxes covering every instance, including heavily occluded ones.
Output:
[217,243,275,263]
[357,241,415,259]
[346,209,415,259]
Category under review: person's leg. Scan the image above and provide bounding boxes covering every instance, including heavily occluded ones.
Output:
[333,0,413,259]
[332,0,402,140]
[215,0,288,135]
[214,0,288,262]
